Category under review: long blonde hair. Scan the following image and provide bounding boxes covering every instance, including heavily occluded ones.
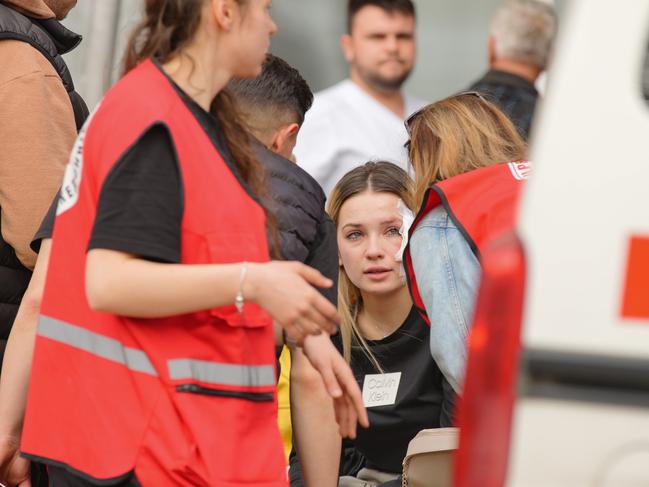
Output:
[407,93,527,207]
[327,161,415,370]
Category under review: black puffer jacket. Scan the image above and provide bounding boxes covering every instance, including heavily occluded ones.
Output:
[256,143,338,305]
[0,2,88,367]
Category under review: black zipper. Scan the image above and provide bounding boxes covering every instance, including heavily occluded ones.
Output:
[176,384,274,402]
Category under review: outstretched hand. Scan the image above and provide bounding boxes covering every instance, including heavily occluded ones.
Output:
[300,333,369,438]
[247,262,340,345]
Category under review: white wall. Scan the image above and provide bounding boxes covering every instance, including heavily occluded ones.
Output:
[269,0,507,102]
[60,0,566,108]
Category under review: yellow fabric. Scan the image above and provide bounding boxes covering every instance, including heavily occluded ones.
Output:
[277,346,292,461]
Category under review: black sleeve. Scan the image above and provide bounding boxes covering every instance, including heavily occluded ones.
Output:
[87,123,183,263]
[31,193,58,253]
[288,449,305,487]
[304,215,338,305]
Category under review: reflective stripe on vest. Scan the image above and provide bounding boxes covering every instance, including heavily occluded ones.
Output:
[38,315,274,387]
[168,359,275,387]
[38,315,156,376]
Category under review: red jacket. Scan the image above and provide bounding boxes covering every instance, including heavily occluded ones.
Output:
[22,59,287,487]
[404,162,530,324]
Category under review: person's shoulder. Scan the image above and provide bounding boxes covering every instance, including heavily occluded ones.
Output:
[296,82,351,140]
[257,143,326,207]
[414,205,452,231]
[403,306,429,333]
[0,39,57,85]
[95,62,176,124]
[315,78,354,98]
[311,79,357,110]
[301,79,364,133]
[467,70,490,89]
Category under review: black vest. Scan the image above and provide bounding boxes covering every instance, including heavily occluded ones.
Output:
[0,3,88,343]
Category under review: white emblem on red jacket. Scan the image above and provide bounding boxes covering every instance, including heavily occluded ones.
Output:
[57,107,98,216]
[508,161,532,181]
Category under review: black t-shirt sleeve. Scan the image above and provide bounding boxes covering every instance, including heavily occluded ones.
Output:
[30,193,58,253]
[87,123,183,263]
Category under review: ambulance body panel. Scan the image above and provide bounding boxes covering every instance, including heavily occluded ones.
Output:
[506,0,649,484]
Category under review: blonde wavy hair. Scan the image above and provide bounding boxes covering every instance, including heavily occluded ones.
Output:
[407,93,527,207]
[326,161,415,370]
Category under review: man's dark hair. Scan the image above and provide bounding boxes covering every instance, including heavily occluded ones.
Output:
[347,0,416,33]
[228,54,313,127]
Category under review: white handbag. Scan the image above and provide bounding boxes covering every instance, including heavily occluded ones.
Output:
[401,427,459,487]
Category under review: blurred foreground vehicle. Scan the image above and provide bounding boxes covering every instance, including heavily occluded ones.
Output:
[454,0,649,485]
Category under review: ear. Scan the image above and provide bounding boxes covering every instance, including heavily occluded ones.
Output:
[487,35,497,65]
[210,0,236,32]
[340,34,354,63]
[269,123,300,160]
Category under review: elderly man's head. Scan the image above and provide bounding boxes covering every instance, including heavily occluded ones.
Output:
[489,0,557,71]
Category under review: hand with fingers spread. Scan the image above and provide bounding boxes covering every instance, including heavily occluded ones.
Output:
[0,436,31,487]
[300,333,369,438]
[245,261,340,344]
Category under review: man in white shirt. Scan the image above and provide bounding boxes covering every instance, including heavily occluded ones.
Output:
[294,0,426,196]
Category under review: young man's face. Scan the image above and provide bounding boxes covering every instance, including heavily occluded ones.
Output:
[343,5,416,92]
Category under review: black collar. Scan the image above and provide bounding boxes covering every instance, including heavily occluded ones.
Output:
[33,17,81,54]
[480,69,538,94]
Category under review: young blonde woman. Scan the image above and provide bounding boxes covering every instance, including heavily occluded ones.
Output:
[11,1,366,486]
[292,161,454,487]
[403,93,528,394]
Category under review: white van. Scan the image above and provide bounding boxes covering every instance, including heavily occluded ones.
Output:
[454,0,649,485]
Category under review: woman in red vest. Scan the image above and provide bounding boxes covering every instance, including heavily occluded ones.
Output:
[17,1,366,486]
[403,93,528,395]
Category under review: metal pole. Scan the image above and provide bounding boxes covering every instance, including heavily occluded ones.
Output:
[83,0,122,110]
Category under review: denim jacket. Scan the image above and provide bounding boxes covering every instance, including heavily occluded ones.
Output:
[409,205,481,393]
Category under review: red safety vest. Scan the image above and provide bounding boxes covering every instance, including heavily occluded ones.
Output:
[404,162,531,325]
[21,59,287,487]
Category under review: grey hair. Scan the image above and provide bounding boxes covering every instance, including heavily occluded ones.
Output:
[490,0,557,69]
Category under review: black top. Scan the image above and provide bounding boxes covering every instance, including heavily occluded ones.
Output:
[331,307,455,474]
[468,69,539,140]
[86,122,182,263]
[33,63,240,264]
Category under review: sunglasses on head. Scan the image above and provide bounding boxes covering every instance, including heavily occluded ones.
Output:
[404,90,490,145]
[456,90,490,103]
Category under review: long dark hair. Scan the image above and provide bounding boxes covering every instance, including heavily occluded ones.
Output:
[122,0,280,256]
